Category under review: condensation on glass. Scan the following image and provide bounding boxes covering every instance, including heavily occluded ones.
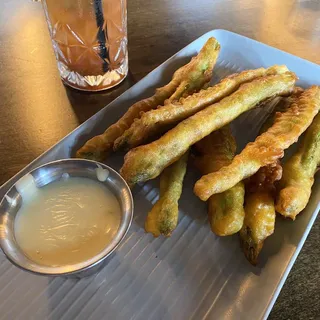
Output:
[42,0,128,91]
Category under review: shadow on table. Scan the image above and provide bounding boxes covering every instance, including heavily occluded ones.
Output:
[64,70,137,124]
[68,55,194,160]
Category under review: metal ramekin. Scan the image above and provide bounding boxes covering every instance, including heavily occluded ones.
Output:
[0,159,133,277]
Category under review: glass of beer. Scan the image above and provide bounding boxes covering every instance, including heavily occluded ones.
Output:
[41,0,128,91]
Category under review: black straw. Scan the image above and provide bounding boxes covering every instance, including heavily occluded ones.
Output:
[93,0,109,73]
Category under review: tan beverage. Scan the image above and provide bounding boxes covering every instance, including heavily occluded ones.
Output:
[42,0,128,91]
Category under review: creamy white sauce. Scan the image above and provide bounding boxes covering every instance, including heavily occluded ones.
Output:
[96,165,109,182]
[14,175,121,267]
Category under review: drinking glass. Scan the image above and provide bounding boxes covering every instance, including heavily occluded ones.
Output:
[41,0,128,91]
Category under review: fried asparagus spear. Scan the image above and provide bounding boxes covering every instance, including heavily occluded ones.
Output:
[239,95,298,264]
[240,90,303,265]
[145,151,189,237]
[240,162,282,265]
[120,71,296,186]
[194,126,245,236]
[195,86,320,201]
[76,37,220,161]
[276,112,320,219]
[114,65,289,150]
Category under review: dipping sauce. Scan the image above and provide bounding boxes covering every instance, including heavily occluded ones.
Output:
[14,175,121,267]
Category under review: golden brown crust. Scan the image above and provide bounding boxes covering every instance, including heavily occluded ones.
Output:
[259,87,303,133]
[208,183,245,236]
[276,112,320,219]
[193,125,236,172]
[144,151,188,237]
[240,161,282,265]
[246,161,282,194]
[121,72,296,186]
[240,191,275,265]
[194,127,245,236]
[114,65,289,151]
[239,93,304,265]
[195,86,320,201]
[76,37,220,161]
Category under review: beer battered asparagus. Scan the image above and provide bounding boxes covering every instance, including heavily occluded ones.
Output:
[145,151,189,237]
[276,112,320,219]
[76,37,220,161]
[194,126,245,236]
[114,65,289,150]
[195,86,320,201]
[120,72,296,186]
[240,92,303,265]
[240,165,281,265]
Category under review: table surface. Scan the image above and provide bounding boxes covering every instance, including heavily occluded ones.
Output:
[0,0,319,319]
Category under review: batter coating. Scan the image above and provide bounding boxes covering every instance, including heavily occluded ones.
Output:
[276,112,320,219]
[239,94,302,264]
[114,65,289,150]
[195,86,320,201]
[145,151,188,237]
[194,126,245,236]
[121,72,296,186]
[76,37,220,161]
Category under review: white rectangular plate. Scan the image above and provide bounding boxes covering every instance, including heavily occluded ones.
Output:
[0,30,319,320]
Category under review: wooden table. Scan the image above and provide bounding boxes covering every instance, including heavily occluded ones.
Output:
[0,0,319,318]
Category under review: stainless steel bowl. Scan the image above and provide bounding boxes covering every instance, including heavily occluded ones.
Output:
[0,159,133,277]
